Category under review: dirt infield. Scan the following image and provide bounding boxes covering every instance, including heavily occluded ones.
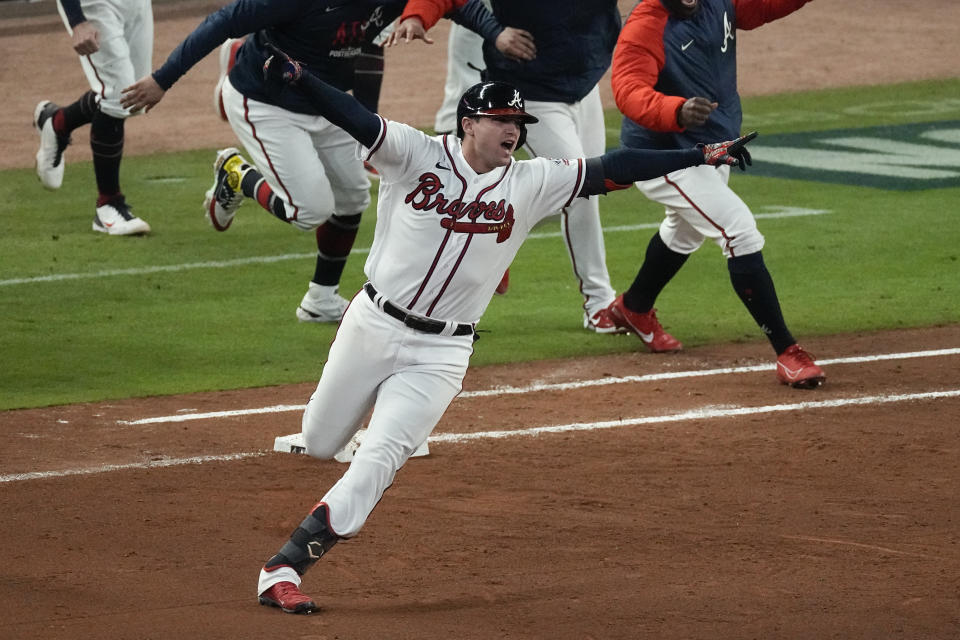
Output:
[4,0,960,170]
[4,1,960,638]
[3,326,960,638]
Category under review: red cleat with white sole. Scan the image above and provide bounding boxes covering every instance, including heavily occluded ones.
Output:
[584,305,628,334]
[606,295,682,352]
[258,581,317,614]
[776,344,825,389]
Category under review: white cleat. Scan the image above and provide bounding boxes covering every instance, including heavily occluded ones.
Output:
[93,196,151,236]
[296,283,349,323]
[203,147,248,231]
[34,100,69,190]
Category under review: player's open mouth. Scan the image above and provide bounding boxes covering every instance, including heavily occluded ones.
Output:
[501,140,516,151]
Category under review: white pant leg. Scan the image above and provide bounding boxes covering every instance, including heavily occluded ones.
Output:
[257,565,300,595]
[59,0,152,119]
[307,293,472,538]
[638,164,764,258]
[524,87,616,314]
[222,78,370,231]
[434,23,485,134]
[124,0,153,80]
[300,293,393,460]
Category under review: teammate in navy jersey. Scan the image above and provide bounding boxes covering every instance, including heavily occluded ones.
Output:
[249,46,756,613]
[610,0,825,389]
[121,0,498,323]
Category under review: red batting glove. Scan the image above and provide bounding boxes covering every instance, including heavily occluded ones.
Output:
[701,131,758,171]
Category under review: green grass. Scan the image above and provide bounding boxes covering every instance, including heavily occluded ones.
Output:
[2,78,958,410]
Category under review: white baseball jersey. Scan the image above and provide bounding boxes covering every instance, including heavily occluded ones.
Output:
[361,118,587,324]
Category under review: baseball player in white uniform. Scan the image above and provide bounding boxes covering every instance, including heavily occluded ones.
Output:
[249,48,756,614]
[33,0,153,235]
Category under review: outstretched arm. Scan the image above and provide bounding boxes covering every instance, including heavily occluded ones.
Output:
[580,133,757,197]
[263,46,381,148]
[387,0,535,61]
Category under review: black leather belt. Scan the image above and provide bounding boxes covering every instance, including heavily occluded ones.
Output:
[364,283,474,336]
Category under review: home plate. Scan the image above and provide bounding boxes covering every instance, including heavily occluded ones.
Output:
[273,429,430,463]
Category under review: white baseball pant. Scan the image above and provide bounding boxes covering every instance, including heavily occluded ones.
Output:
[302,290,473,537]
[57,0,153,119]
[524,86,616,316]
[221,77,371,231]
[637,164,765,258]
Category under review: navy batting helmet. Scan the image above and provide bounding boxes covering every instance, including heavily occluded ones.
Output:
[456,81,539,148]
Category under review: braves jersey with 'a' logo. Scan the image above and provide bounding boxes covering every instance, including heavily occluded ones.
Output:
[613,0,811,150]
[361,119,586,323]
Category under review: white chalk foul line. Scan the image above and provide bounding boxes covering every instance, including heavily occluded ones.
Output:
[0,208,827,287]
[0,452,265,484]
[5,389,958,484]
[428,389,960,444]
[462,347,960,398]
[119,347,960,425]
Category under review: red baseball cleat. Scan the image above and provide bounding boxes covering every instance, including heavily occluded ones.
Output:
[776,344,825,389]
[258,581,318,614]
[583,305,628,334]
[607,295,682,352]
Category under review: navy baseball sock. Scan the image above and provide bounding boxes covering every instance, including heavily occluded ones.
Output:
[623,232,689,312]
[240,169,288,221]
[54,90,98,136]
[90,111,124,199]
[312,213,361,286]
[728,252,795,354]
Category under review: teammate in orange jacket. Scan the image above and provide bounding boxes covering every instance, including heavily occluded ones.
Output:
[609,0,824,389]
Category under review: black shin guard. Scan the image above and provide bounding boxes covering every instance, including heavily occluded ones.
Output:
[727,252,795,354]
[264,503,340,576]
[623,232,689,312]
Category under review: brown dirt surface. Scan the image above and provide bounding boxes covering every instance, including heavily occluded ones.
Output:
[3,326,960,639]
[3,1,960,639]
[3,0,960,170]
